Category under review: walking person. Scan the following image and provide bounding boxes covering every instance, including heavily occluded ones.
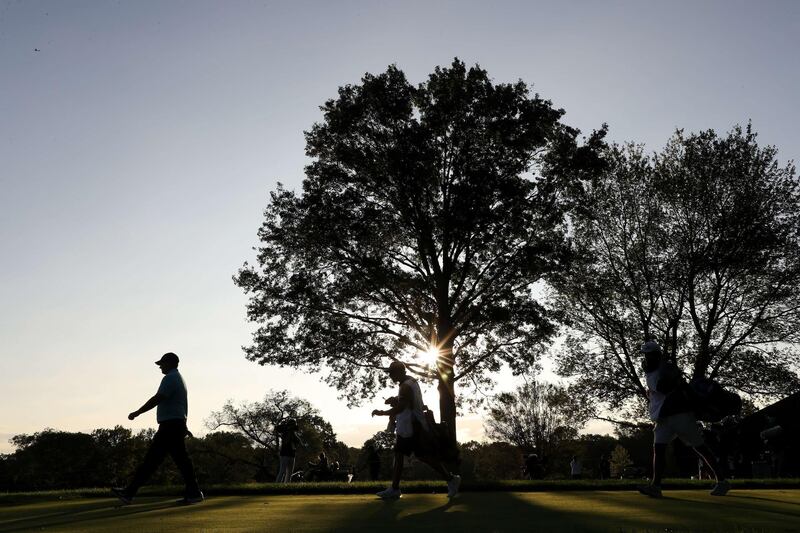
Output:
[637,341,730,498]
[275,418,304,483]
[371,361,461,500]
[112,352,203,505]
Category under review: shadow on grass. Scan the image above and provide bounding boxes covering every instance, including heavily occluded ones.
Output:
[3,490,800,532]
[677,493,800,521]
[317,490,800,533]
[0,496,246,533]
[315,491,673,533]
[727,492,800,507]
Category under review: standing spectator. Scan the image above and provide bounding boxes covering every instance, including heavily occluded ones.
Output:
[637,341,730,498]
[275,418,304,483]
[112,352,203,505]
[570,456,582,479]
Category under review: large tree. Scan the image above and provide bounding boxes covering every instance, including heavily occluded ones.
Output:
[552,125,800,418]
[235,59,604,437]
[484,379,588,459]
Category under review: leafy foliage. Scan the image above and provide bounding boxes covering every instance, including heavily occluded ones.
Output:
[484,380,588,460]
[235,59,605,434]
[189,432,260,484]
[552,125,800,417]
[1,427,157,491]
[460,441,524,480]
[205,390,344,480]
[609,444,632,478]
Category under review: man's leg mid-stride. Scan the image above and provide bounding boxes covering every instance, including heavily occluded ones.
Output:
[114,420,201,505]
[113,427,171,504]
[163,421,202,503]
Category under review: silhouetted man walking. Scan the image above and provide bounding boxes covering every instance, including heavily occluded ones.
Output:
[637,341,730,498]
[371,361,460,499]
[112,352,203,505]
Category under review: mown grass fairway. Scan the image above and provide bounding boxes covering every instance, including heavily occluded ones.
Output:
[1,490,799,532]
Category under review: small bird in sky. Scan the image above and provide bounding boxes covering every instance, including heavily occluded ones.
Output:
[34,48,40,52]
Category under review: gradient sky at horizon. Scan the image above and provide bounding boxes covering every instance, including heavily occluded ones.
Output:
[1,0,799,452]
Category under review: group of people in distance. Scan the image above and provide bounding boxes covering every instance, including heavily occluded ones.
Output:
[111,340,729,507]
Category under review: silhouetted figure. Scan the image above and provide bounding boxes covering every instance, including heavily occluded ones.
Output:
[275,418,304,483]
[112,352,203,505]
[305,451,331,481]
[636,341,729,498]
[523,453,542,479]
[371,361,460,499]
[570,456,582,479]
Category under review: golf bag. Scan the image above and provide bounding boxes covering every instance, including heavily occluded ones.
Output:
[423,409,460,464]
[689,376,742,423]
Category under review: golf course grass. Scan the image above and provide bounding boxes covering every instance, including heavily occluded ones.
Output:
[2,489,799,532]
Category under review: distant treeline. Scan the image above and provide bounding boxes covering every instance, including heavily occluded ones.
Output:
[1,423,699,491]
[0,426,350,491]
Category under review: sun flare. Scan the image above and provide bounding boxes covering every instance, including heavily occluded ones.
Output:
[421,345,440,366]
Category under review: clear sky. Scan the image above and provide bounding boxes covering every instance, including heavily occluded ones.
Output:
[1,0,798,453]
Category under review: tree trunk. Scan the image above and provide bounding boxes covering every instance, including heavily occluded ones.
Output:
[437,372,456,441]
[694,340,712,379]
[434,281,457,443]
[436,335,457,442]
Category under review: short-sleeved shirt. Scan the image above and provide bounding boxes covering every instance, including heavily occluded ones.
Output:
[394,377,428,438]
[646,363,692,420]
[156,368,188,423]
[646,370,665,421]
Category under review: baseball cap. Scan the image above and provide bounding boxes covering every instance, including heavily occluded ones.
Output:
[155,352,180,366]
[639,341,662,354]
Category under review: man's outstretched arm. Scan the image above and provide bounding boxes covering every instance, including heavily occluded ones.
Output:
[371,384,411,417]
[128,393,166,420]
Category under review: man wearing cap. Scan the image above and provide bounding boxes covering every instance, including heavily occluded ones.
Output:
[112,352,203,505]
[637,341,730,498]
[371,361,461,499]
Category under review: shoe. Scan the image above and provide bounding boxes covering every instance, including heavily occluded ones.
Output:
[376,487,402,499]
[176,491,205,505]
[447,474,461,498]
[710,479,730,496]
[637,484,663,498]
[111,487,133,505]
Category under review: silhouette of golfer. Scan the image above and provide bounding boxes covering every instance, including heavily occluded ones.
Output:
[371,361,460,499]
[112,352,203,505]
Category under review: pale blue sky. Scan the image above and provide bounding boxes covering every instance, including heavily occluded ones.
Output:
[1,0,798,451]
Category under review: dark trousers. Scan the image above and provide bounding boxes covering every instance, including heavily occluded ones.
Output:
[126,419,200,496]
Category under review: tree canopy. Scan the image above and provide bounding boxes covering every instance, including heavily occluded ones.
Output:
[235,59,605,435]
[484,379,588,458]
[552,125,800,418]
